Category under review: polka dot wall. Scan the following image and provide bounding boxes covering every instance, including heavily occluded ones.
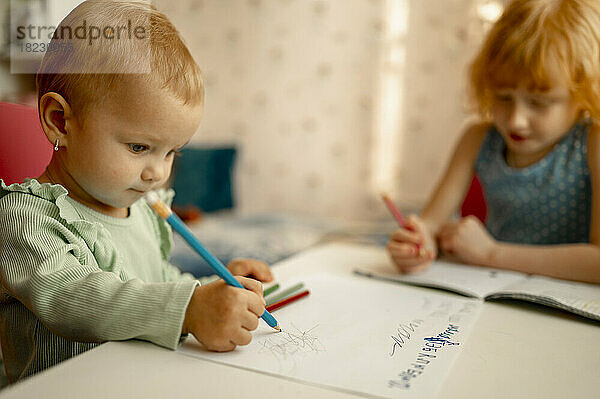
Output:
[156,0,496,220]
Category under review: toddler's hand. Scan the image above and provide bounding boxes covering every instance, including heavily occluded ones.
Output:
[227,258,274,282]
[386,214,437,274]
[182,277,266,352]
[437,215,496,266]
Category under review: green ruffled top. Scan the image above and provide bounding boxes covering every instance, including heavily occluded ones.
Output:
[0,179,200,382]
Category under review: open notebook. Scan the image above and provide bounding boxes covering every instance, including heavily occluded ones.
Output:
[355,260,600,322]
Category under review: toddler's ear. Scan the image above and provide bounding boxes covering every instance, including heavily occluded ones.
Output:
[39,92,74,146]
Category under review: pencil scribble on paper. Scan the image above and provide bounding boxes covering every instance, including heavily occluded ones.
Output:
[258,324,325,362]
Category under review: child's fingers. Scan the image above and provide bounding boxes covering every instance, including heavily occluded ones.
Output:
[236,276,265,299]
[231,329,253,347]
[246,259,274,282]
[390,228,423,245]
[405,214,421,228]
[212,341,236,352]
[406,214,431,234]
[227,258,253,276]
[389,250,426,266]
[392,256,430,273]
[246,295,266,318]
[227,259,247,276]
[388,243,428,266]
[387,240,419,258]
[236,277,267,317]
[228,259,274,282]
[241,311,260,332]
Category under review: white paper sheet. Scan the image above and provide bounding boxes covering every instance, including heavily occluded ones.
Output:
[356,260,526,298]
[490,274,600,320]
[179,274,481,398]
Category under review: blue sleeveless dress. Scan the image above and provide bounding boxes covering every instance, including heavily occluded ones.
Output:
[474,123,591,245]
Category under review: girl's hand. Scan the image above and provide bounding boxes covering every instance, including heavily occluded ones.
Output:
[437,216,496,266]
[227,258,274,282]
[386,214,437,274]
[182,277,266,352]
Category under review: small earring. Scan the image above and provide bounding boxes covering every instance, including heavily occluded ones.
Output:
[54,139,60,151]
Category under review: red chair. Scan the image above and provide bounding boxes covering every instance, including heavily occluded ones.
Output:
[461,175,487,223]
[0,102,52,185]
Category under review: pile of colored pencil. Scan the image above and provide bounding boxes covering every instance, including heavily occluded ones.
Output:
[264,282,310,312]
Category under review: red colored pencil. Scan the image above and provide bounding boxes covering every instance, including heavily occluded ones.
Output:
[381,193,425,257]
[382,193,408,227]
[265,290,310,312]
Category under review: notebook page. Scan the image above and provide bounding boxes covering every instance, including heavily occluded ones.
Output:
[488,274,600,321]
[355,259,526,298]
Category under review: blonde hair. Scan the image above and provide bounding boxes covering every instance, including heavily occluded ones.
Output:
[37,1,203,122]
[469,0,600,123]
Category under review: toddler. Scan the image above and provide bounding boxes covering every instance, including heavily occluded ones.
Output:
[0,1,273,382]
[387,0,600,284]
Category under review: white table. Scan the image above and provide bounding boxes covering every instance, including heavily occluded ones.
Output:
[2,243,599,399]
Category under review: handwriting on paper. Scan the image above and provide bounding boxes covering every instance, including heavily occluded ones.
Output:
[388,323,461,390]
[389,319,425,357]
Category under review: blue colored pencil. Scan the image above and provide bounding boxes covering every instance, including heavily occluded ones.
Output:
[144,192,281,332]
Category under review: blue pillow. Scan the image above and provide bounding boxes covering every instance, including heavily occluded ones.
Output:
[172,147,236,212]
